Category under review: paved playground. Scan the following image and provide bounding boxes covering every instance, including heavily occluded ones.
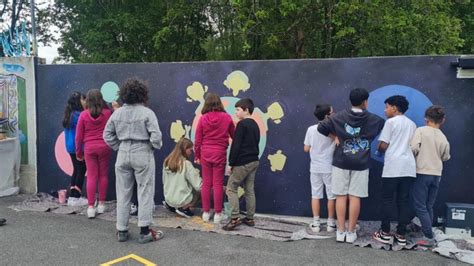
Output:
[0,195,462,265]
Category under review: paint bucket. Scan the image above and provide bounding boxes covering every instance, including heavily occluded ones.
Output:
[224,202,231,217]
[58,189,67,204]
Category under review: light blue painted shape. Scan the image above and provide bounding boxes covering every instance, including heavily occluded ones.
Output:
[368,85,433,162]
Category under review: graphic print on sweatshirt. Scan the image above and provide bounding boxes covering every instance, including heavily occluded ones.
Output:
[343,123,369,155]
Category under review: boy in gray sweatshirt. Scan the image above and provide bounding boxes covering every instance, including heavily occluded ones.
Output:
[103,78,163,244]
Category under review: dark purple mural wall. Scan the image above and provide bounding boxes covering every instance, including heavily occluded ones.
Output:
[36,56,474,220]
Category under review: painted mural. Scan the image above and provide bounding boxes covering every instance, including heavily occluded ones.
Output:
[0,71,28,164]
[35,56,474,219]
[0,75,18,135]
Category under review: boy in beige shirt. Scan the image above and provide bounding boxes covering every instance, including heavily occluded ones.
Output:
[411,105,450,247]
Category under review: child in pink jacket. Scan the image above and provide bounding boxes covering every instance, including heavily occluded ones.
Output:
[76,89,112,219]
[194,93,235,223]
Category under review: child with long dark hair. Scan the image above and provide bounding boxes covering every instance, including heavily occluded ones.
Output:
[162,138,202,218]
[62,92,87,204]
[194,93,235,223]
[76,89,112,218]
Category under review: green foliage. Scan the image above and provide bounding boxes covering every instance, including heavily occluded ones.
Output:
[53,0,472,63]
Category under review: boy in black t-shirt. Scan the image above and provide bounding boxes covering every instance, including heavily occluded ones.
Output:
[223,98,260,231]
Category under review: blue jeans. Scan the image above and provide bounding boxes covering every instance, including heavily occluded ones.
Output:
[412,174,441,239]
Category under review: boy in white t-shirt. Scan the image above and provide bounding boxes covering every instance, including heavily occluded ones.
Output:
[304,104,337,233]
[372,95,416,246]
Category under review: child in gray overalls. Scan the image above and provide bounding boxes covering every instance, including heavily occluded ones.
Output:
[103,78,163,244]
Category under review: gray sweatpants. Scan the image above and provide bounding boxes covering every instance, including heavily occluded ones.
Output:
[115,141,155,231]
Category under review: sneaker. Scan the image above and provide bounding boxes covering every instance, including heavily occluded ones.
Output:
[416,237,435,248]
[309,221,321,233]
[327,219,337,233]
[213,213,225,224]
[346,231,357,243]
[336,230,346,242]
[87,207,96,219]
[163,201,176,213]
[242,217,255,227]
[138,229,164,244]
[202,212,211,222]
[176,208,194,218]
[372,230,393,244]
[394,233,407,246]
[130,203,138,216]
[97,203,106,214]
[0,218,6,226]
[117,231,129,242]
[67,197,77,206]
[222,218,242,231]
[75,197,88,206]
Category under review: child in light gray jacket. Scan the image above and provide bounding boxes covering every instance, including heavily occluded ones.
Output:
[103,78,162,244]
[162,138,202,218]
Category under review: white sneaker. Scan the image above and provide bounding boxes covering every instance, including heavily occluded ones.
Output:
[346,231,357,243]
[309,221,321,233]
[336,230,346,242]
[327,220,337,233]
[97,203,106,214]
[202,212,210,222]
[87,207,96,219]
[76,198,89,206]
[67,197,77,206]
[68,197,88,207]
[213,213,225,224]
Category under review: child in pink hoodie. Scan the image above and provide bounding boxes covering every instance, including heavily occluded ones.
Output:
[194,93,235,223]
[76,89,112,218]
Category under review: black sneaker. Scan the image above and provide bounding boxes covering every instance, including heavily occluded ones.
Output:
[394,233,407,246]
[117,230,129,242]
[372,230,392,244]
[0,218,6,226]
[162,201,176,213]
[222,218,242,231]
[176,208,194,218]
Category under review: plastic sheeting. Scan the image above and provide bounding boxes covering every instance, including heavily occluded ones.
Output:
[0,137,20,197]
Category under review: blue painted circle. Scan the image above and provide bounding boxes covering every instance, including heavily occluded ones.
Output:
[368,85,433,162]
[101,81,120,103]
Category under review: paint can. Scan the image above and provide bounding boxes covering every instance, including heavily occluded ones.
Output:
[58,189,67,204]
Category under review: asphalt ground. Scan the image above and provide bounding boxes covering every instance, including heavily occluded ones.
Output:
[0,195,463,265]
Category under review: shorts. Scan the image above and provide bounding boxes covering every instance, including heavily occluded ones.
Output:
[310,172,335,200]
[331,166,369,198]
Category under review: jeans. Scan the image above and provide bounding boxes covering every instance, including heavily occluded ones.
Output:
[412,174,441,239]
[380,177,414,235]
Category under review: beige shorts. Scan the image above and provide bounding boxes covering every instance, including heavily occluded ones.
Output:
[331,166,369,198]
[310,172,335,200]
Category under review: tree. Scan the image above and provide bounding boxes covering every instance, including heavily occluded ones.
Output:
[54,0,213,63]
[53,0,469,63]
[0,0,56,57]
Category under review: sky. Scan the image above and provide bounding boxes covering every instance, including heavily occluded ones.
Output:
[38,43,59,64]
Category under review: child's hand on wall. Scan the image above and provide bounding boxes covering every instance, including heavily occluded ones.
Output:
[112,101,121,111]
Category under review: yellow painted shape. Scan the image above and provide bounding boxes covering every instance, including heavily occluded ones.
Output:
[186,81,207,102]
[223,70,251,96]
[267,150,287,172]
[170,120,186,143]
[238,187,245,198]
[101,253,156,266]
[267,102,284,123]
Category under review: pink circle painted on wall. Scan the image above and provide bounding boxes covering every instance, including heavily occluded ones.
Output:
[54,132,73,176]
